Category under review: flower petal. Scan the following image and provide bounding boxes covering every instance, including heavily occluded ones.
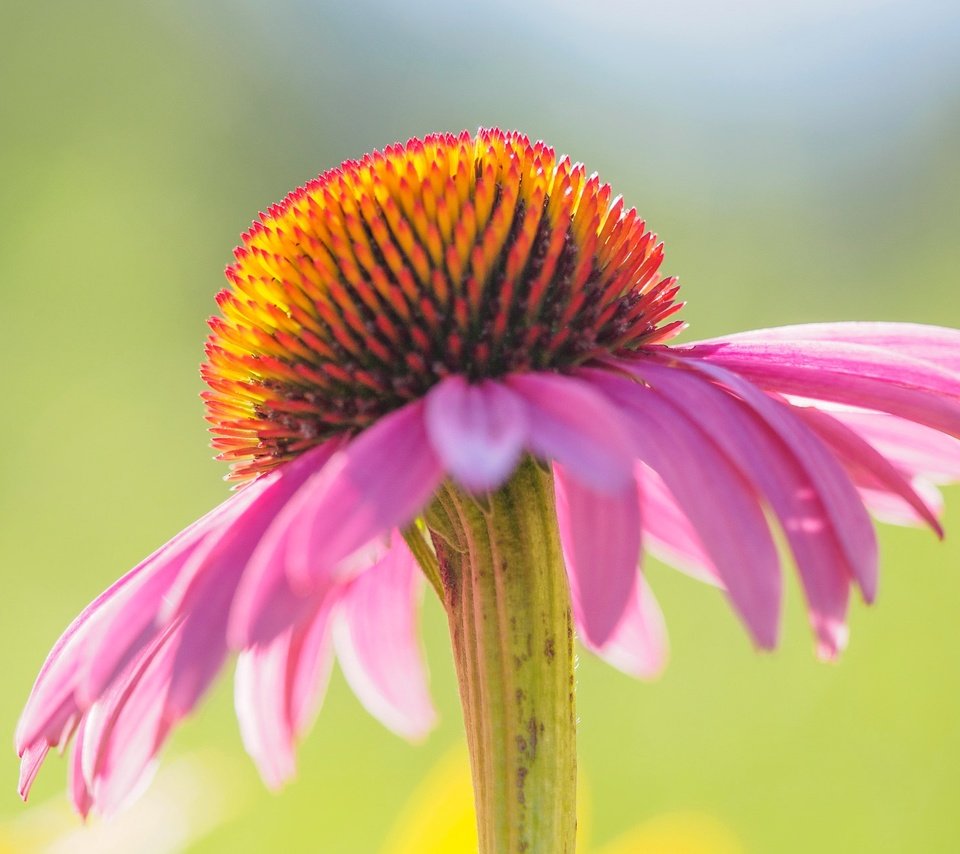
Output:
[622,362,854,656]
[17,742,48,802]
[685,337,960,438]
[16,494,245,756]
[424,376,528,492]
[68,720,93,818]
[160,441,340,720]
[703,322,960,372]
[578,573,668,680]
[668,358,880,604]
[553,465,641,648]
[795,406,943,536]
[824,409,960,482]
[637,466,721,587]
[507,372,636,492]
[234,599,335,790]
[80,622,181,817]
[595,372,782,649]
[333,535,437,740]
[284,401,444,593]
[230,407,440,646]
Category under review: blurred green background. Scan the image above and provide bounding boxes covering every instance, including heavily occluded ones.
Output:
[2,1,959,851]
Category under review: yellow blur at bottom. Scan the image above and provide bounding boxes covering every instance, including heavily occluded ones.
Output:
[381,746,743,854]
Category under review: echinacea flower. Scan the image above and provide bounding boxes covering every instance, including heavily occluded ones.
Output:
[17,129,960,850]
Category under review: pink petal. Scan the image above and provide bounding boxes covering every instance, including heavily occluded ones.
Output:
[17,742,49,802]
[859,480,945,528]
[284,400,444,593]
[795,406,943,537]
[160,441,340,720]
[637,466,721,587]
[825,409,960,482]
[704,322,960,372]
[333,534,436,740]
[234,599,335,790]
[623,361,853,656]
[507,372,636,492]
[594,371,782,649]
[424,376,528,492]
[68,719,93,818]
[79,487,262,709]
[16,494,245,755]
[684,338,960,438]
[553,464,641,648]
[228,408,438,646]
[578,574,669,680]
[81,622,182,817]
[668,358,880,604]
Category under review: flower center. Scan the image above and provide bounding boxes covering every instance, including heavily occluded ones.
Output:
[202,129,683,480]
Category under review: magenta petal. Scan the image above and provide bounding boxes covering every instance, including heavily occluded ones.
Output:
[625,361,854,655]
[282,401,444,593]
[160,442,340,720]
[424,376,528,492]
[17,742,49,802]
[79,488,262,710]
[333,534,436,740]
[685,337,960,438]
[81,623,181,817]
[796,406,943,537]
[824,409,960,482]
[669,359,880,604]
[507,372,636,492]
[638,466,721,587]
[234,598,335,790]
[595,372,782,649]
[702,322,960,372]
[554,464,641,647]
[15,494,246,755]
[68,720,93,818]
[578,573,668,680]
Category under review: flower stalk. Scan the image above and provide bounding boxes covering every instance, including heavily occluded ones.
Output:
[424,458,577,853]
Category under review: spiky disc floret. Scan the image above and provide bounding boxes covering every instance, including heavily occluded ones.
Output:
[203,129,685,480]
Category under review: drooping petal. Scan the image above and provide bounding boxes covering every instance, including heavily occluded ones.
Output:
[667,358,880,604]
[594,371,782,649]
[703,322,960,372]
[17,742,48,802]
[859,480,945,528]
[507,372,636,492]
[684,337,960,438]
[68,719,93,818]
[159,441,340,720]
[16,492,247,756]
[637,466,721,587]
[230,405,441,646]
[333,535,437,740]
[235,599,336,790]
[424,376,528,492]
[794,405,943,536]
[553,464,641,648]
[619,362,853,656]
[824,408,960,482]
[79,622,182,817]
[578,573,668,680]
[283,401,444,593]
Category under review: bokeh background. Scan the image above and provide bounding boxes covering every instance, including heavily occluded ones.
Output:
[3,1,959,851]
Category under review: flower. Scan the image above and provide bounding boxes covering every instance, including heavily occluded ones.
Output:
[17,129,960,819]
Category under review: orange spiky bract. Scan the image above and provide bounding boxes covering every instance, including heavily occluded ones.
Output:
[202,129,685,481]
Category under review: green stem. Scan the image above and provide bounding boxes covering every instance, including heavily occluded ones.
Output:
[424,458,577,853]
